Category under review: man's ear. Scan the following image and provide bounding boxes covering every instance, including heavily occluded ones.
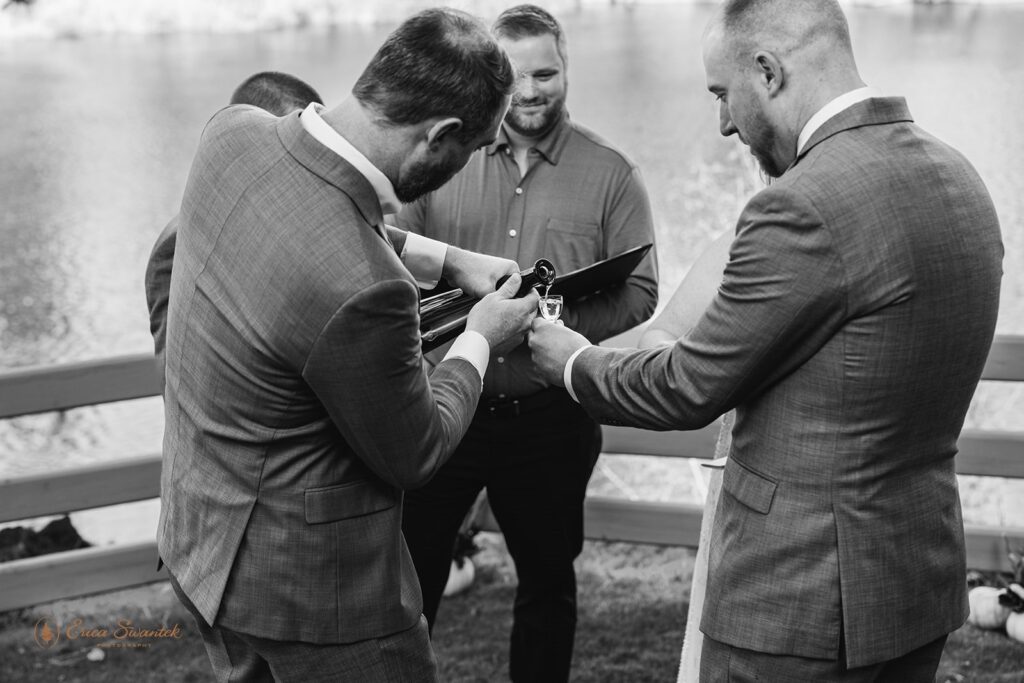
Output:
[753,51,784,97]
[426,118,464,151]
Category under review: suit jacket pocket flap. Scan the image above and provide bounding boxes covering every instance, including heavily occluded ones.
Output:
[304,480,397,524]
[722,461,777,514]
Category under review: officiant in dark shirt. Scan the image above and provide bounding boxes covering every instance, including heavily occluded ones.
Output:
[395,6,657,681]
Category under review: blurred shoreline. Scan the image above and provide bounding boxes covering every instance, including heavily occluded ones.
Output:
[4,0,1024,41]
[9,0,575,39]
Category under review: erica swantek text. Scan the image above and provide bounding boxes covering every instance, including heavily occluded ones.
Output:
[34,616,185,649]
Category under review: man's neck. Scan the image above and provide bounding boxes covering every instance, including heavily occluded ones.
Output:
[792,73,867,144]
[504,124,541,155]
[310,99,402,213]
[794,81,873,157]
[320,98,395,178]
[503,119,558,177]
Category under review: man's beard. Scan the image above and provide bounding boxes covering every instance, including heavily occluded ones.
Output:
[394,149,464,203]
[745,107,784,179]
[752,147,783,180]
[504,96,564,139]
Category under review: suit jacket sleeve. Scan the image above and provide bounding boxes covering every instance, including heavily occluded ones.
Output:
[561,165,659,342]
[572,186,846,430]
[303,277,480,489]
[144,216,178,365]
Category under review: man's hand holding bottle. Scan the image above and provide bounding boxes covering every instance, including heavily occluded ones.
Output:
[467,273,540,350]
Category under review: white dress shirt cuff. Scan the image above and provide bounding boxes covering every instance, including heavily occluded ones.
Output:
[563,345,590,403]
[401,232,447,289]
[443,330,490,386]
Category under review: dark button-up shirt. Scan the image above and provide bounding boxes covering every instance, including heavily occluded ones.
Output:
[395,113,658,398]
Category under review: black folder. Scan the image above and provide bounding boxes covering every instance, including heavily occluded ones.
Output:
[419,243,653,351]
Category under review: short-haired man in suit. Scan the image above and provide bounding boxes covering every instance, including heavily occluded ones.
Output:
[529,0,1003,680]
[157,9,539,682]
[145,71,323,391]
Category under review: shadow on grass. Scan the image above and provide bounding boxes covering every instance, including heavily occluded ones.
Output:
[1,537,1021,682]
[431,536,691,682]
[937,626,1024,683]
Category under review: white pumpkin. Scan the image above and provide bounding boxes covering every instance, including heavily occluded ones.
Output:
[967,586,1011,629]
[1007,611,1024,643]
[1005,584,1024,643]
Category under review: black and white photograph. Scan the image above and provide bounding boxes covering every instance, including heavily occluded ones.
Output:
[1,0,1022,681]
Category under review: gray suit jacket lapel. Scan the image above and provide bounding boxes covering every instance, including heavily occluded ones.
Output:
[790,97,915,171]
[276,111,386,233]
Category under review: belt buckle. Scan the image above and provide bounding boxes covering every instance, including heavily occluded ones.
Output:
[487,398,520,419]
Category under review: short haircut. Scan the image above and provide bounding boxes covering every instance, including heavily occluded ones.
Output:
[492,4,568,66]
[230,71,323,116]
[352,7,514,143]
[717,0,853,62]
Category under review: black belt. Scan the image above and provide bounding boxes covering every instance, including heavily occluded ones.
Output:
[477,387,566,419]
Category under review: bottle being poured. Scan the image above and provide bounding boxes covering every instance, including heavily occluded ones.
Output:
[495,258,556,297]
[495,258,561,322]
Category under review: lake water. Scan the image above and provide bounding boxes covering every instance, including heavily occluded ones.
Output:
[1,3,1022,532]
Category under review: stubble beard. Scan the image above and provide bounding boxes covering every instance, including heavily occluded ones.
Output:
[394,151,463,204]
[504,98,564,140]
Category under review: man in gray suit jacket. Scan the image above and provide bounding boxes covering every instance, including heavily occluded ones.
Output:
[529,0,1003,680]
[145,71,323,393]
[158,9,538,682]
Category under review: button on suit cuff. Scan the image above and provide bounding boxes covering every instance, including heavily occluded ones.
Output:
[563,346,590,403]
[401,232,447,289]
[444,330,490,387]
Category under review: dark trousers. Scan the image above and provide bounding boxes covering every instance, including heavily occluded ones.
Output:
[402,387,602,683]
[169,574,437,682]
[700,633,949,683]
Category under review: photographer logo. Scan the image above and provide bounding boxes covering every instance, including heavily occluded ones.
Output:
[33,617,60,649]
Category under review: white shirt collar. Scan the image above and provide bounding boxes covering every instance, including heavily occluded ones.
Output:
[299,102,401,214]
[797,87,880,155]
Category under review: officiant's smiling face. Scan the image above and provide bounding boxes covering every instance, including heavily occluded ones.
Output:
[499,32,568,140]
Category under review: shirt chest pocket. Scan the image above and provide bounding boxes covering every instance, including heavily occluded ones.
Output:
[543,218,601,269]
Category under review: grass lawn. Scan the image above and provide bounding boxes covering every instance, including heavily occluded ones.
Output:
[1,535,1022,682]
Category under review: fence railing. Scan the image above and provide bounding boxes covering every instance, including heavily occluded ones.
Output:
[1,335,1022,613]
